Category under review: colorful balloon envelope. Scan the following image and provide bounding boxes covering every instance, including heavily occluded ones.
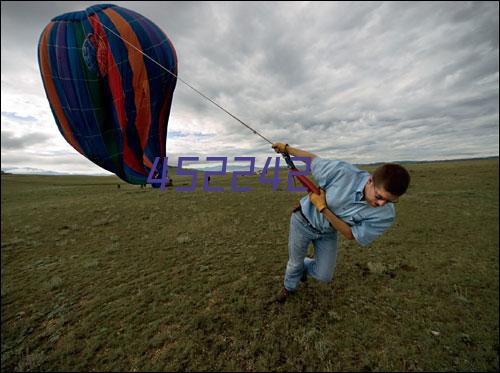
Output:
[38,4,177,184]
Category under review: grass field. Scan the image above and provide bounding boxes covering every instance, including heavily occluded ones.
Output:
[1,159,499,371]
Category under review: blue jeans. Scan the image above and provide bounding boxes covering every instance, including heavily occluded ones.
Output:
[284,211,339,291]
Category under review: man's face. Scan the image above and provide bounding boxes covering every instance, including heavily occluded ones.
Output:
[365,176,399,207]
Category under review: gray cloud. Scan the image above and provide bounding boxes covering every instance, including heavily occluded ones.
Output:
[1,1,498,175]
[1,129,51,149]
[1,112,37,123]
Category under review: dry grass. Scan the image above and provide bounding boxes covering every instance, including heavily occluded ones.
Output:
[1,159,498,371]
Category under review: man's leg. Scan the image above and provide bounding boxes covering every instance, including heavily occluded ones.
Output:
[283,212,315,292]
[304,232,338,283]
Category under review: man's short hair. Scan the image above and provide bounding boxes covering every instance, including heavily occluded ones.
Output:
[373,163,410,196]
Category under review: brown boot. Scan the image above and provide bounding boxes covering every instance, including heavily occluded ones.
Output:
[275,287,293,304]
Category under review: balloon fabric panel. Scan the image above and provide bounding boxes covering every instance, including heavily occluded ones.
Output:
[38,4,177,184]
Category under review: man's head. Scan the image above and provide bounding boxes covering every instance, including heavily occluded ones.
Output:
[364,164,410,207]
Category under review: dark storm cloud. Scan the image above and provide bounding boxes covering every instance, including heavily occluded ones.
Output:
[1,1,498,174]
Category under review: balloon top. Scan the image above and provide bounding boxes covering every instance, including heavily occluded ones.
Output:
[51,4,117,22]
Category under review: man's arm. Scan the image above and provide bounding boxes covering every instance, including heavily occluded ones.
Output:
[284,145,317,161]
[272,143,317,161]
[321,208,354,240]
[309,189,355,240]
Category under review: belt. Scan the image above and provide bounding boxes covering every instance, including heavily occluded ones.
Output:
[292,203,318,232]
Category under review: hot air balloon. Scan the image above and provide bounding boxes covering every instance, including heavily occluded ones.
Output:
[38,4,177,184]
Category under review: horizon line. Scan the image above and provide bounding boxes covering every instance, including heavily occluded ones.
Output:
[2,155,498,176]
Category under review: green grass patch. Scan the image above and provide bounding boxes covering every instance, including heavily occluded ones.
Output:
[1,160,498,371]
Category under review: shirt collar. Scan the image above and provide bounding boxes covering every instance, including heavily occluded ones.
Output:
[355,173,370,202]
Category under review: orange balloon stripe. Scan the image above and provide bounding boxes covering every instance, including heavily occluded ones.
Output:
[88,14,145,174]
[39,23,83,155]
[104,8,151,154]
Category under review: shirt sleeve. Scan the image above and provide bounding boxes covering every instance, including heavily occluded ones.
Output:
[311,157,345,188]
[351,215,394,247]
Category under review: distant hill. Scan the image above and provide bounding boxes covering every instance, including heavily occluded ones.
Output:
[2,156,497,176]
[355,156,499,167]
[0,167,110,176]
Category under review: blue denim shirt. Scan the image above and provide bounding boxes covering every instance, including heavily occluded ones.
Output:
[299,157,395,246]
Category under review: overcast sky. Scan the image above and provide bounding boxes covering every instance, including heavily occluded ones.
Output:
[1,1,499,174]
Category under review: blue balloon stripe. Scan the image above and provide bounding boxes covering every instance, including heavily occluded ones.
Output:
[39,4,177,184]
